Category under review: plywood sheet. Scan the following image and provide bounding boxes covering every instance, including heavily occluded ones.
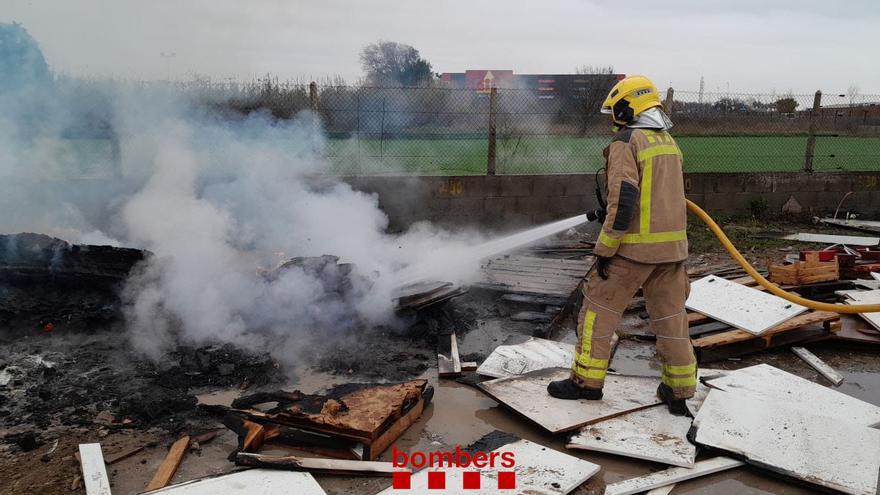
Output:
[686,275,808,335]
[476,337,574,378]
[604,457,744,495]
[567,405,695,467]
[693,390,880,495]
[705,364,880,427]
[478,368,661,433]
[142,469,326,494]
[375,439,599,495]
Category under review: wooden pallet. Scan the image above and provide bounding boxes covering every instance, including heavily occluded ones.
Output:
[691,311,841,363]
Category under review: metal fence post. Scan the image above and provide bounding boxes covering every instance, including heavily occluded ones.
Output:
[309,81,318,112]
[664,87,675,114]
[803,90,822,172]
[487,87,497,176]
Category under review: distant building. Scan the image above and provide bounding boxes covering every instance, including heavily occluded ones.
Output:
[440,70,624,100]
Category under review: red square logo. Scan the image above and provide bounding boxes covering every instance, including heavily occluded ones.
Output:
[427,471,446,490]
[498,471,516,490]
[392,471,411,489]
[462,471,481,489]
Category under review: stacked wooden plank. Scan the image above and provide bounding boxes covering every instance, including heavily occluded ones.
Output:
[769,253,839,285]
[477,254,591,298]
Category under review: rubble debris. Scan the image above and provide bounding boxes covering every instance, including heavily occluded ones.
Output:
[686,275,808,335]
[437,332,462,378]
[566,404,695,467]
[684,369,728,417]
[142,469,326,494]
[393,281,467,312]
[478,368,660,433]
[692,390,880,495]
[223,380,432,460]
[234,452,399,476]
[509,310,554,322]
[830,314,880,345]
[145,435,190,491]
[603,457,744,495]
[690,310,841,363]
[78,443,111,495]
[645,485,676,495]
[790,346,844,385]
[704,364,880,426]
[0,233,147,329]
[769,252,839,285]
[475,337,573,379]
[375,438,600,495]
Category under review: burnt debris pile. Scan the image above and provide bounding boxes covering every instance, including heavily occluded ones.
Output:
[0,233,147,330]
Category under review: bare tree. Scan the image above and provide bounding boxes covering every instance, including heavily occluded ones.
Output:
[573,65,618,134]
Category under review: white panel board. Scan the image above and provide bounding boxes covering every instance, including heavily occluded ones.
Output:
[604,457,744,495]
[685,369,728,417]
[705,364,880,427]
[567,405,695,467]
[645,485,675,495]
[476,337,574,378]
[693,390,880,495]
[781,232,879,246]
[685,275,808,335]
[78,444,112,495]
[375,439,599,495]
[820,218,880,234]
[478,368,661,433]
[844,289,880,332]
[142,469,327,495]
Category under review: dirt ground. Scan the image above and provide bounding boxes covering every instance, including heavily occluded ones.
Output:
[1,219,878,494]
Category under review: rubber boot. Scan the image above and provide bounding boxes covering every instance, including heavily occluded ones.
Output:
[657,383,689,416]
[547,379,603,400]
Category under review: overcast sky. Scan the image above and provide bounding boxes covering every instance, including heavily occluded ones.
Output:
[5,0,879,95]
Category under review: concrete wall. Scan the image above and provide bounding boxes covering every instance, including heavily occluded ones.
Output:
[343,172,880,231]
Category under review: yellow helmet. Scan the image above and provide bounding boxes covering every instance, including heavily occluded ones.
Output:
[600,75,662,127]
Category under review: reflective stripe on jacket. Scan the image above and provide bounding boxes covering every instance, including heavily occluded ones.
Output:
[594,128,688,263]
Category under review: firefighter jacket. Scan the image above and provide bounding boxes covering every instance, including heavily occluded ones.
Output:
[594,128,688,263]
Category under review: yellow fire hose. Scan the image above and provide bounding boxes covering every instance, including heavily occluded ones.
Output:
[687,199,880,314]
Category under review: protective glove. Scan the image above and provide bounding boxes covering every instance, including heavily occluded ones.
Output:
[595,256,611,280]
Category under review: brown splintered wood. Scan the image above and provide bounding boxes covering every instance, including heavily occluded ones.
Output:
[145,435,190,491]
[235,452,399,476]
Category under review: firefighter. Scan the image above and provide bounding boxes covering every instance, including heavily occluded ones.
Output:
[547,75,697,415]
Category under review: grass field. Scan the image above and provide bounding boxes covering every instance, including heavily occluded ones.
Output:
[24,135,880,177]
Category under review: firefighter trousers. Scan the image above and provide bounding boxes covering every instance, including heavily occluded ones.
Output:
[570,256,697,399]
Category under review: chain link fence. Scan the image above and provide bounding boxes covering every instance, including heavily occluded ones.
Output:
[309,84,880,175]
[16,78,880,177]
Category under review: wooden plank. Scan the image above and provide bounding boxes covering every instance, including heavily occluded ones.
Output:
[646,485,676,495]
[484,260,590,274]
[79,443,112,495]
[437,334,461,378]
[104,446,145,465]
[604,457,744,495]
[500,293,569,306]
[791,347,844,386]
[691,311,839,349]
[510,311,554,323]
[499,255,592,267]
[475,281,573,297]
[460,361,478,371]
[145,435,190,491]
[366,399,425,460]
[235,453,399,476]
